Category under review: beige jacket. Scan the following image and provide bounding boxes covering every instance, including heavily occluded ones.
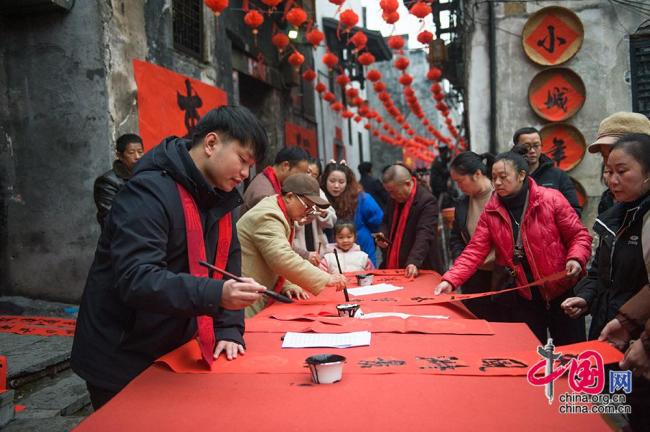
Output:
[237,195,330,316]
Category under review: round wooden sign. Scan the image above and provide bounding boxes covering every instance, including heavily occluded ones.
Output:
[528,67,586,122]
[539,123,586,171]
[522,6,584,66]
[570,176,588,209]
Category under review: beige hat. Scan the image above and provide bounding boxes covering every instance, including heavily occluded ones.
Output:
[588,111,650,154]
[281,174,330,208]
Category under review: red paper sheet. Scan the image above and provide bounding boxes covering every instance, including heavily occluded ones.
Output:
[156,325,621,377]
[74,367,611,432]
[0,316,75,337]
[246,316,494,335]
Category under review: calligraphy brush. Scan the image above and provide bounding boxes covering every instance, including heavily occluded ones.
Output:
[333,249,350,302]
[198,261,293,304]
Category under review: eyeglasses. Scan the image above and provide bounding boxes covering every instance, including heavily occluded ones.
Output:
[295,195,319,216]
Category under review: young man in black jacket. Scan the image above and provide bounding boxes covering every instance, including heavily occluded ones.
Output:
[72,106,269,409]
[513,127,581,216]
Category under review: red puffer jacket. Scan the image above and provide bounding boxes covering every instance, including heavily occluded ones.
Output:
[442,178,592,302]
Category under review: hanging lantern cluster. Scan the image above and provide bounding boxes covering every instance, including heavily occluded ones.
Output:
[427,67,460,142]
[380,0,399,25]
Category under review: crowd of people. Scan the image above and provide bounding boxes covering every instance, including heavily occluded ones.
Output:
[74,106,650,429]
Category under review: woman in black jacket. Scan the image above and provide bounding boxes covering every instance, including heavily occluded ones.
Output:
[562,133,650,432]
[448,151,502,321]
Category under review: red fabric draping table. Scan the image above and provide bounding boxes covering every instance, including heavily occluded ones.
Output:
[73,271,613,431]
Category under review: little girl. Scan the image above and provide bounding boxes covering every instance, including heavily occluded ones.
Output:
[319,221,374,273]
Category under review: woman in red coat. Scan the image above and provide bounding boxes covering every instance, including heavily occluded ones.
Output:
[435,152,592,344]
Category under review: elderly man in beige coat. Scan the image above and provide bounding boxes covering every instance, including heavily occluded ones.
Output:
[238,174,347,317]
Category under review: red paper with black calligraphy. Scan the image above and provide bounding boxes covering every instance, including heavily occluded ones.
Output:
[529,69,585,122]
[133,60,228,152]
[0,355,6,392]
[0,316,75,337]
[285,122,318,157]
[525,14,580,64]
[540,123,586,171]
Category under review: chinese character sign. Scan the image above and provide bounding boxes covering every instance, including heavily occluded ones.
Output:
[540,123,586,171]
[523,7,583,66]
[133,60,228,152]
[529,69,585,122]
[284,122,318,157]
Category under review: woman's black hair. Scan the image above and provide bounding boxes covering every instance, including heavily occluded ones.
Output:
[492,151,529,176]
[449,151,495,177]
[611,133,650,174]
[334,220,356,236]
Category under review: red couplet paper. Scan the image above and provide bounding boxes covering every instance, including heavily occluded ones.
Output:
[245,316,494,336]
[133,59,228,152]
[0,316,76,337]
[156,324,620,378]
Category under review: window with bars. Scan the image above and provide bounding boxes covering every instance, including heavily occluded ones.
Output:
[630,34,650,117]
[173,0,203,59]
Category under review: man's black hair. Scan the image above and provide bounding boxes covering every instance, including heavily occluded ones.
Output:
[116,133,143,153]
[358,162,373,175]
[273,146,310,168]
[512,127,540,146]
[191,105,268,162]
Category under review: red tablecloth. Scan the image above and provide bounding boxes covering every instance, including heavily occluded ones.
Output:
[74,271,612,431]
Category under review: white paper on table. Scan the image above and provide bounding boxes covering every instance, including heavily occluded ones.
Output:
[357,312,449,320]
[281,331,371,348]
[346,283,403,296]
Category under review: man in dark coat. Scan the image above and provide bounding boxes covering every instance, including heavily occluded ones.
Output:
[512,127,581,216]
[72,106,269,410]
[358,161,388,212]
[93,133,145,227]
[377,164,442,277]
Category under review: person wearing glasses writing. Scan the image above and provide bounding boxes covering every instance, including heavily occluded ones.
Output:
[237,173,347,316]
[512,126,581,216]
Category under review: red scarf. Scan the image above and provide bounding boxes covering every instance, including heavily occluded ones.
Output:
[269,195,295,303]
[262,166,282,194]
[386,180,417,269]
[177,184,232,367]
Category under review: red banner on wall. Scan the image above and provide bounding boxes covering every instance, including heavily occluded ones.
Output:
[133,60,228,152]
[284,122,318,157]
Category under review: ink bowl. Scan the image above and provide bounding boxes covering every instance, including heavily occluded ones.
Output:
[355,273,373,286]
[306,354,346,384]
[336,303,360,318]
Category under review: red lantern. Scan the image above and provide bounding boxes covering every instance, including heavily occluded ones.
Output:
[323,92,336,102]
[260,0,281,7]
[349,31,368,50]
[306,29,324,47]
[388,36,405,50]
[288,51,305,68]
[427,67,442,81]
[366,69,381,82]
[357,52,375,66]
[373,82,386,92]
[330,0,346,4]
[378,92,391,102]
[409,2,432,19]
[244,10,264,34]
[331,102,344,112]
[382,11,399,24]
[434,92,445,102]
[322,52,339,69]
[399,74,413,86]
[286,7,307,27]
[430,83,442,94]
[315,82,327,93]
[380,0,398,13]
[302,69,316,81]
[340,9,359,29]
[417,30,434,45]
[394,57,410,71]
[336,74,350,87]
[205,0,228,16]
[352,97,363,106]
[346,87,359,99]
[271,33,290,52]
[364,124,372,130]
[342,110,354,119]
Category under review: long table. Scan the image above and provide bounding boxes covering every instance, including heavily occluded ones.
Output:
[74,271,613,431]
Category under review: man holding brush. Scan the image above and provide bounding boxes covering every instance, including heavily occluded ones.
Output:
[72,106,269,410]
